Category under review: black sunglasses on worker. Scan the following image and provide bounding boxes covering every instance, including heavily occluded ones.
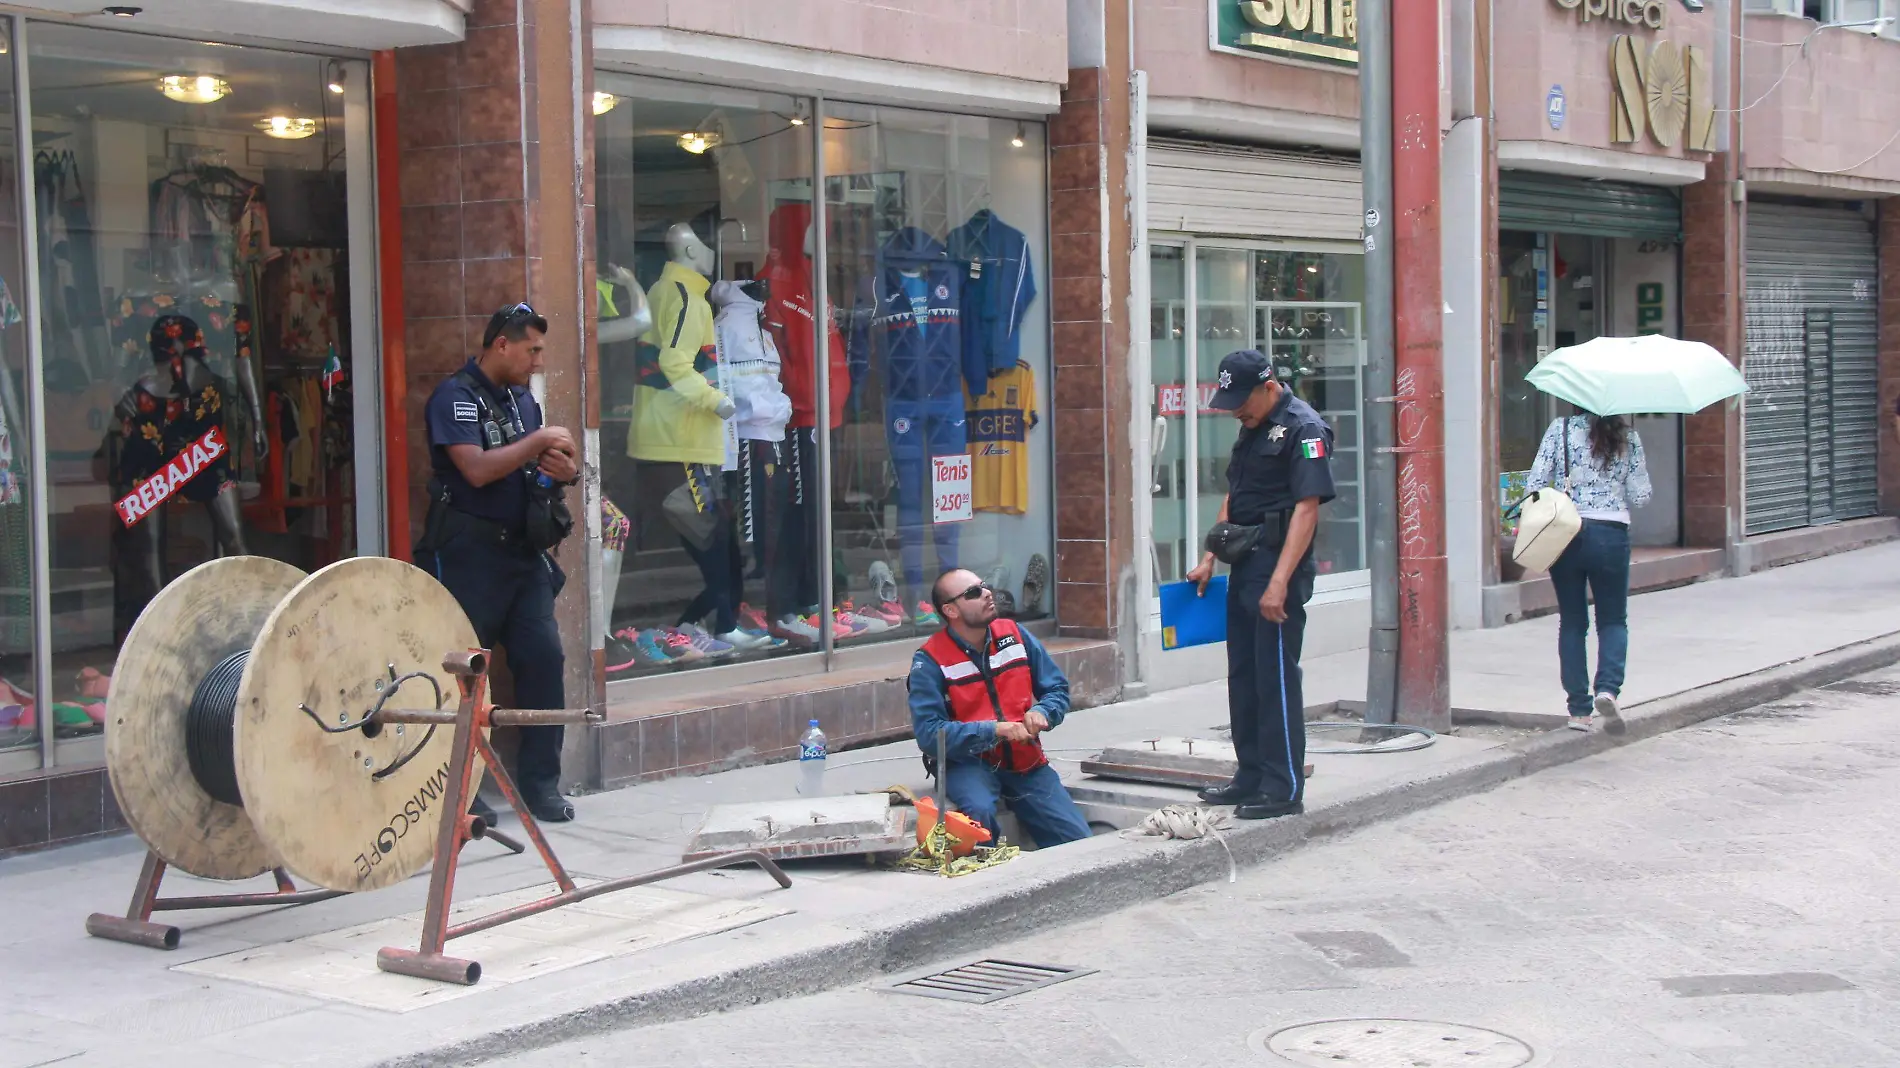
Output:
[482,302,538,348]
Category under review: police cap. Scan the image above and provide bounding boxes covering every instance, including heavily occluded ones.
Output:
[1206,349,1274,411]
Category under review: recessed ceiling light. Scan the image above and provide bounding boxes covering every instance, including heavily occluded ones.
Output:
[103,5,142,16]
[325,61,345,95]
[257,115,318,139]
[591,91,617,116]
[157,74,230,104]
[1010,121,1026,149]
[677,130,721,154]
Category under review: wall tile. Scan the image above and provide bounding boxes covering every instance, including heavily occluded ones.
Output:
[462,201,529,260]
[461,84,526,146]
[459,24,524,89]
[0,778,48,852]
[398,89,461,151]
[403,260,465,320]
[400,147,461,208]
[675,709,715,768]
[463,257,532,313]
[48,770,103,843]
[638,715,678,776]
[461,143,528,204]
[402,205,463,263]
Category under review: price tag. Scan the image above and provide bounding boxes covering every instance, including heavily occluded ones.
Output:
[931,453,974,524]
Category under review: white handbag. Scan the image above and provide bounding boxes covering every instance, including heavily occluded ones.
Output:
[1511,421,1582,573]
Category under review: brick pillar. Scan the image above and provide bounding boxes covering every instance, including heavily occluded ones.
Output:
[1678,156,1743,552]
[390,0,598,770]
[1879,200,1900,514]
[1048,11,1136,651]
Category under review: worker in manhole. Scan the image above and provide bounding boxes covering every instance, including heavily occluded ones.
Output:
[907,568,1092,848]
[1188,349,1336,820]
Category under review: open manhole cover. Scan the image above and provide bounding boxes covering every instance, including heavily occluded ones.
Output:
[1254,1019,1534,1067]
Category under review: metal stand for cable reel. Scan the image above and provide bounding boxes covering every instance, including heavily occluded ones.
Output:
[87,555,791,984]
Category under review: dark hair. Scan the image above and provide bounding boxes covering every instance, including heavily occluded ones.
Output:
[930,568,966,612]
[483,302,548,349]
[1587,414,1629,463]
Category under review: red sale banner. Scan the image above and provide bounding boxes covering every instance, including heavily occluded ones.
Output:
[931,453,973,524]
[116,426,227,529]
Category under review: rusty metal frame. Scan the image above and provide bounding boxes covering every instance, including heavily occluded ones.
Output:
[374,651,793,985]
[85,852,349,950]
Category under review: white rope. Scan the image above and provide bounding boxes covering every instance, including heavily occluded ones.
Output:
[1125,804,1237,883]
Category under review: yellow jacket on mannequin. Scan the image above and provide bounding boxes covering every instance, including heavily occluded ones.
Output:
[627,261,729,464]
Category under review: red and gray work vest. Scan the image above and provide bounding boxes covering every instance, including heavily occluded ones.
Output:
[920,620,1047,773]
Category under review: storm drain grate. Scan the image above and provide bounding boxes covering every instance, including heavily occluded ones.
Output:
[883,959,1095,1004]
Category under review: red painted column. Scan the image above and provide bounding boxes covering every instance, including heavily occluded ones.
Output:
[1392,0,1450,730]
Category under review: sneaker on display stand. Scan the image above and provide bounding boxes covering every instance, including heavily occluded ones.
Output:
[838,600,894,634]
[737,602,771,635]
[658,628,706,662]
[1021,553,1049,616]
[674,623,737,659]
[625,629,673,667]
[771,614,822,645]
[868,561,899,606]
[912,601,943,629]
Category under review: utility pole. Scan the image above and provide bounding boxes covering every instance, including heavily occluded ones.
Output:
[1360,0,1398,727]
[1391,0,1451,731]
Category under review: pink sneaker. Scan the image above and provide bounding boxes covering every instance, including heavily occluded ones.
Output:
[867,600,905,626]
[738,602,770,634]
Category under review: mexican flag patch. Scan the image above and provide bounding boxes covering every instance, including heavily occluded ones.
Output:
[1300,437,1327,459]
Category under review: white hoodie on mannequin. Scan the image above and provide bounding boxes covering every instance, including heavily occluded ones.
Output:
[710,279,792,444]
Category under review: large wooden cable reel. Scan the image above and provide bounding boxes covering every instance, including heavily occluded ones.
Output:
[107,556,483,893]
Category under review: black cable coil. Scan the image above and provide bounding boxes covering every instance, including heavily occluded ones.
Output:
[186,649,249,807]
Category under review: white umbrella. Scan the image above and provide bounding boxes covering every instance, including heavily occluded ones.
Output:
[1525,335,1747,416]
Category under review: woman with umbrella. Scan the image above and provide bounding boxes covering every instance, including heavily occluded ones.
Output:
[1521,336,1748,735]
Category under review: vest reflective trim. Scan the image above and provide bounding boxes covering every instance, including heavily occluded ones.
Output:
[988,642,1028,672]
[939,660,980,681]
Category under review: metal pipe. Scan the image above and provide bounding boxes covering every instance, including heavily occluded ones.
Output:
[811,93,835,666]
[441,850,793,942]
[1392,0,1451,732]
[1359,0,1399,726]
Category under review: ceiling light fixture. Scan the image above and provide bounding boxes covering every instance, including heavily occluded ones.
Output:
[325,61,345,95]
[257,115,318,139]
[103,5,142,15]
[591,91,617,116]
[677,130,721,154]
[1010,122,1026,149]
[158,74,231,104]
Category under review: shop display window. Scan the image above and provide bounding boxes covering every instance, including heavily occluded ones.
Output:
[0,21,34,766]
[20,24,363,764]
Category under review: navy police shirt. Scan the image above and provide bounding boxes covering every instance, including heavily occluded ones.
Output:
[1225,388,1337,527]
[425,358,543,528]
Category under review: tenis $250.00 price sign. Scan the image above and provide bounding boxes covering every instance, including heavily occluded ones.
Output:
[116,426,228,528]
[931,453,974,524]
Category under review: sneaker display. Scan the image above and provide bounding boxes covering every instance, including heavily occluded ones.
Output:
[869,560,899,606]
[737,602,771,635]
[867,600,905,627]
[674,623,737,659]
[658,628,706,662]
[1022,553,1049,616]
[826,608,871,638]
[717,627,777,652]
[838,600,894,634]
[771,614,821,645]
[605,635,641,677]
[913,601,943,628]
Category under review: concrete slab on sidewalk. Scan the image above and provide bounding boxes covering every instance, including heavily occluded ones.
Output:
[5,542,1900,1068]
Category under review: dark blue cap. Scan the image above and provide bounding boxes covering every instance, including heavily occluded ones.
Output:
[1207,349,1273,410]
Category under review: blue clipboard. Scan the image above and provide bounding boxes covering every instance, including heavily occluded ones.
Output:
[1159,576,1226,650]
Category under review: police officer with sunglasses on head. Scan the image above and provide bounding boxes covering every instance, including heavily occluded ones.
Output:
[416,303,580,823]
[1186,349,1336,821]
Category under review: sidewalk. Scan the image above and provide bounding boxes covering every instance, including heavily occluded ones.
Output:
[4,543,1900,1068]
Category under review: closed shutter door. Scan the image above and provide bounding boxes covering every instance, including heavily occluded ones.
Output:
[1147,139,1362,241]
[1744,202,1880,535]
[1498,172,1682,241]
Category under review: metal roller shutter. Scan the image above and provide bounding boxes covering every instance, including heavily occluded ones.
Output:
[1498,172,1682,241]
[1743,202,1880,536]
[1146,139,1363,241]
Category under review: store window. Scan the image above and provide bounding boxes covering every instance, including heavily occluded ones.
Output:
[26,24,363,759]
[1497,231,1600,521]
[1147,241,1366,590]
[0,21,34,768]
[594,75,822,675]
[822,103,1055,641]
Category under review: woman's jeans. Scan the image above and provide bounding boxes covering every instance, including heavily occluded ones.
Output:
[1548,519,1631,716]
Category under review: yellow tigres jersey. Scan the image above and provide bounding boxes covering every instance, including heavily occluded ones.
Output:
[965,361,1038,515]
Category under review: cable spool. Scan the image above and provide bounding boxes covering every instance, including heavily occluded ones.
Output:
[185,650,249,807]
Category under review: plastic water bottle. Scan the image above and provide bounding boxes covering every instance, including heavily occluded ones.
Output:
[797,719,828,796]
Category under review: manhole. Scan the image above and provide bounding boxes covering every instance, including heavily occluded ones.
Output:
[1824,678,1900,697]
[1253,1019,1534,1067]
[883,959,1094,1004]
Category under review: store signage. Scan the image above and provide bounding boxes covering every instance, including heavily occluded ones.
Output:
[1612,35,1716,151]
[116,426,227,529]
[1214,0,1358,67]
[1637,282,1666,334]
[1553,0,1666,30]
[931,454,974,524]
[1547,85,1567,130]
[1157,383,1220,417]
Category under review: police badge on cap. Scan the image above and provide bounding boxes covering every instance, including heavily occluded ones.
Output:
[1206,350,1273,411]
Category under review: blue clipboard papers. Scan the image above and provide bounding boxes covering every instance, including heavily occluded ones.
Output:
[1159,576,1226,650]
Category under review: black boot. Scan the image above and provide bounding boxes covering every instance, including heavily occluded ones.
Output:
[1197,780,1259,805]
[524,788,575,823]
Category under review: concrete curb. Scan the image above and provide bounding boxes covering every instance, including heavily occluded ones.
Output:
[381,630,1900,1068]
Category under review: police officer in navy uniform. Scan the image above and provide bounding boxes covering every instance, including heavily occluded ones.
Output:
[1187,349,1336,820]
[417,303,580,823]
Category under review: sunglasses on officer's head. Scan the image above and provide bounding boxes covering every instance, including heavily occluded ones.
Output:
[483,302,540,348]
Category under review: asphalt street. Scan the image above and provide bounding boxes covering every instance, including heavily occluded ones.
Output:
[494,669,1900,1068]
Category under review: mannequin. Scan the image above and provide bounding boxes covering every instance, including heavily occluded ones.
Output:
[597,262,653,345]
[113,314,255,629]
[595,262,652,637]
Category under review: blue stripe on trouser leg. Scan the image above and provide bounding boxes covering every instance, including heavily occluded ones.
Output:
[1277,626,1297,803]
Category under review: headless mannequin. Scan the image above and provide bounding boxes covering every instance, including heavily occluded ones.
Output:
[596,262,652,635]
[114,315,256,626]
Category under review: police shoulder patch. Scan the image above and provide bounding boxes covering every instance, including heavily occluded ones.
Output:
[451,401,479,423]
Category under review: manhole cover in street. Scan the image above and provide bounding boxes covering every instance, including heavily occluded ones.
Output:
[1254,1019,1534,1067]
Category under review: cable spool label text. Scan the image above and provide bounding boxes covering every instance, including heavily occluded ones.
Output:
[353,761,451,881]
[115,426,227,529]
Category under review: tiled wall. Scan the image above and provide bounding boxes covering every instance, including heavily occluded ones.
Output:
[1681,161,1743,549]
[591,0,1069,85]
[591,641,1122,788]
[0,766,126,856]
[1743,16,1900,187]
